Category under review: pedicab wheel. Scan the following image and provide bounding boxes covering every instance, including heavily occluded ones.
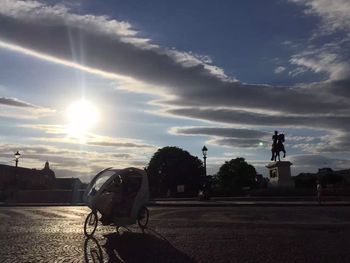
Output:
[137,206,149,229]
[84,211,98,237]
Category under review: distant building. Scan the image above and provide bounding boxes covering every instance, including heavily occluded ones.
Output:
[294,167,350,189]
[53,177,86,203]
[324,168,350,185]
[318,167,334,175]
[0,161,89,203]
[55,177,83,190]
[0,161,56,190]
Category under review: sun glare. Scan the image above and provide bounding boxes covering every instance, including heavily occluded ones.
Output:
[65,100,99,139]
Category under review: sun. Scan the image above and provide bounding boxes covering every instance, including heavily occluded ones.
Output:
[65,99,99,139]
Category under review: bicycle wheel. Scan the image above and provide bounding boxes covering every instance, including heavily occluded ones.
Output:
[84,211,98,237]
[137,206,149,229]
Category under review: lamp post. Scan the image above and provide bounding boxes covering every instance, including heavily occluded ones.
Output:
[13,151,21,197]
[202,146,208,177]
[14,151,21,167]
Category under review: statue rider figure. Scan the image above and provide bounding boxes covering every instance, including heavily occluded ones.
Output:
[271,130,286,161]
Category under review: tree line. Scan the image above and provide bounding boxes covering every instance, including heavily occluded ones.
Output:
[146,146,267,197]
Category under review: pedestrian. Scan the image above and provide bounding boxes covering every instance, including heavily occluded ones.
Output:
[316,180,322,204]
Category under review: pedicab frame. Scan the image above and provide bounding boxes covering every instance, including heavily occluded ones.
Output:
[83,167,150,237]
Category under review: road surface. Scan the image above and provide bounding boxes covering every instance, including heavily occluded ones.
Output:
[1,206,350,262]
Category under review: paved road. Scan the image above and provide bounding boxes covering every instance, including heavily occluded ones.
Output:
[1,206,350,262]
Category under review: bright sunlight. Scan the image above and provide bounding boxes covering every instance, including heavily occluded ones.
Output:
[65,99,99,140]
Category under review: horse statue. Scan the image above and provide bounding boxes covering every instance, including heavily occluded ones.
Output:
[271,132,286,162]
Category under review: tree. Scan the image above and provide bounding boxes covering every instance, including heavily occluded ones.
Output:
[319,172,343,185]
[294,173,317,188]
[216,158,256,195]
[146,146,203,197]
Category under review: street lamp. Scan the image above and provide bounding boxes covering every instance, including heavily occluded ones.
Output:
[202,146,208,176]
[14,151,21,167]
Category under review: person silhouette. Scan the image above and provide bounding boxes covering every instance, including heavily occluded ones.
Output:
[271,131,279,161]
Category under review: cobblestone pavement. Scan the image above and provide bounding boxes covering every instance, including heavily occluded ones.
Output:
[1,206,350,262]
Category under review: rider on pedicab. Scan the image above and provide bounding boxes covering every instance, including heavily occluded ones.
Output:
[98,176,123,224]
[98,175,142,224]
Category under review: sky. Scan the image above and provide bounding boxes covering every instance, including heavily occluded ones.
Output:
[0,0,350,181]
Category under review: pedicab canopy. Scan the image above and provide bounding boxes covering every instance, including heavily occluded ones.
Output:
[84,167,149,219]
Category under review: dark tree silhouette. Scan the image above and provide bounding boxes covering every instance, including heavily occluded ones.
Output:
[216,158,256,195]
[319,172,343,185]
[294,173,317,189]
[146,146,203,197]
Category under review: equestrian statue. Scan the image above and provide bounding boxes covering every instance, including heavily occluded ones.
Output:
[271,130,286,162]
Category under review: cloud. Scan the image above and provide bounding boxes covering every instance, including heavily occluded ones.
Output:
[156,77,350,116]
[289,0,350,32]
[0,97,55,119]
[87,138,154,149]
[18,124,65,134]
[167,108,350,131]
[207,137,265,148]
[289,43,350,80]
[1,0,349,117]
[274,66,286,74]
[288,0,350,80]
[288,154,350,172]
[19,124,155,149]
[170,126,269,148]
[0,143,151,181]
[170,126,269,138]
[0,96,37,108]
[0,0,229,94]
[292,131,350,153]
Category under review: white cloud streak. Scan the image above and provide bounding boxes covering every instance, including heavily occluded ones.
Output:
[288,0,350,80]
[0,97,55,119]
[274,66,286,74]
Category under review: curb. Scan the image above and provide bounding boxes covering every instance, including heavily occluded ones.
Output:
[0,203,86,207]
[2,201,350,207]
[148,201,350,207]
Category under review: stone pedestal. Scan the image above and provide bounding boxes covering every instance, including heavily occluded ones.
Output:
[266,161,293,187]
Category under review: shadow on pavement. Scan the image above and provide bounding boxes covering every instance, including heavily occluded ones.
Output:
[84,237,104,262]
[84,228,195,263]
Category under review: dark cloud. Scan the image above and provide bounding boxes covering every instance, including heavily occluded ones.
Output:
[0,97,36,108]
[208,138,263,148]
[172,127,269,138]
[172,127,269,148]
[0,2,350,117]
[312,79,350,98]
[168,108,350,131]
[87,141,152,148]
[168,108,350,152]
[163,81,350,115]
[112,153,132,158]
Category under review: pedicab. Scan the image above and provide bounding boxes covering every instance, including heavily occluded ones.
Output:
[83,167,150,237]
